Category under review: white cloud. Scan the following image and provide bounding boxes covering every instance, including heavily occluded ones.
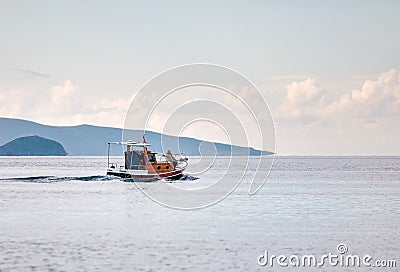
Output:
[327,69,400,118]
[277,69,400,124]
[274,69,400,155]
[277,78,326,122]
[1,70,399,155]
[50,80,76,103]
[286,78,324,105]
[0,80,129,128]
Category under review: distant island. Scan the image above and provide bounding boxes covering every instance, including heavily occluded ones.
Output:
[0,135,67,156]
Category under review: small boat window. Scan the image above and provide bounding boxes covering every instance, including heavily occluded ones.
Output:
[157,165,161,170]
[166,165,170,169]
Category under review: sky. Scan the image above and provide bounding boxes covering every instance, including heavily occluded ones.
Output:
[0,0,399,155]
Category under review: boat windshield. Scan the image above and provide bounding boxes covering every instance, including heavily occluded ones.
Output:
[125,150,145,170]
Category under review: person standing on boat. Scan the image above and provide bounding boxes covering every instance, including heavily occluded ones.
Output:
[165,149,177,168]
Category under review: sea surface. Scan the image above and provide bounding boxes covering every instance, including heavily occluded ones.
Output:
[0,156,399,271]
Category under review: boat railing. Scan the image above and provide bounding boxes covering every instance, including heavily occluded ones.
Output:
[127,165,147,170]
[108,163,147,171]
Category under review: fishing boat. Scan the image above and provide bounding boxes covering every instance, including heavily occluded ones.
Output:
[106,138,188,181]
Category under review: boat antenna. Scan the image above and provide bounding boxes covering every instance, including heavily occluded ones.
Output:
[107,143,110,167]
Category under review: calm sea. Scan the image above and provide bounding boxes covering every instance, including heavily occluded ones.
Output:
[0,156,399,271]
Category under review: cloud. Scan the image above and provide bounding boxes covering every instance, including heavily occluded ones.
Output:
[327,69,400,118]
[1,69,399,137]
[50,80,78,107]
[277,78,326,122]
[277,69,400,124]
[11,68,50,78]
[0,80,129,127]
[51,80,76,97]
[286,78,324,105]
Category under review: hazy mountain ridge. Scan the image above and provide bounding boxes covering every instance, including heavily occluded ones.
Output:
[0,118,273,156]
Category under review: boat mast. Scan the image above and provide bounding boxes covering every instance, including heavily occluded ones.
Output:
[107,143,110,167]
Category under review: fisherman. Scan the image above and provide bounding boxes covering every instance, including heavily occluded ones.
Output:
[165,149,177,168]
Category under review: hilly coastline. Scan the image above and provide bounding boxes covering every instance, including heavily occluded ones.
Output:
[0,117,273,156]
